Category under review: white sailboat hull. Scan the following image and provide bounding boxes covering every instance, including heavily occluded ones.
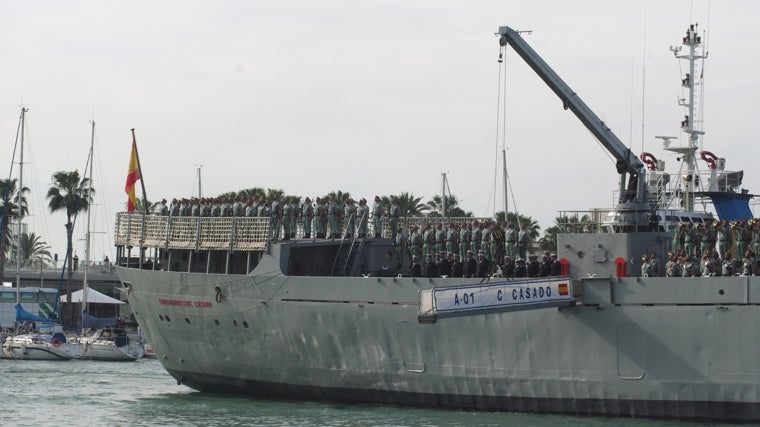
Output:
[1,335,74,361]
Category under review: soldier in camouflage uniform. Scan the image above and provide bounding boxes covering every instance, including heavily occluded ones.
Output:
[481,221,492,262]
[683,223,695,258]
[716,220,731,260]
[220,197,231,217]
[270,198,282,240]
[505,222,517,259]
[372,196,384,238]
[435,223,446,255]
[445,223,455,255]
[328,197,338,238]
[169,198,180,217]
[409,225,422,261]
[389,198,400,239]
[737,219,752,261]
[357,198,369,238]
[233,197,244,217]
[701,221,715,256]
[422,224,435,262]
[471,221,482,256]
[291,197,300,239]
[344,198,357,238]
[281,198,293,240]
[336,199,346,238]
[517,223,530,261]
[395,226,406,268]
[460,223,471,260]
[314,197,325,238]
[302,197,314,239]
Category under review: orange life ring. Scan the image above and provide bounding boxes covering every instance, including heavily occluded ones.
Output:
[700,150,718,170]
[640,152,658,171]
[52,337,62,348]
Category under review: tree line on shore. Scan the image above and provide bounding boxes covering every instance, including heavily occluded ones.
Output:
[0,170,92,298]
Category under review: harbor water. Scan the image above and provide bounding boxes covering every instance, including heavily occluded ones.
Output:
[0,358,731,426]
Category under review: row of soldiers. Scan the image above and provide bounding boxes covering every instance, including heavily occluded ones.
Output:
[154,197,536,260]
[396,220,533,265]
[411,250,562,279]
[671,218,760,261]
[651,247,759,278]
[154,195,405,240]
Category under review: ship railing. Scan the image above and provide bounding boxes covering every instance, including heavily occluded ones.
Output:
[114,212,501,250]
[642,168,746,208]
[556,210,614,234]
[114,213,271,251]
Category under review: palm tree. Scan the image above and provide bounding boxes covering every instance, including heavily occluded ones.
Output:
[383,192,427,217]
[132,198,155,214]
[266,188,285,201]
[236,187,266,199]
[46,170,94,298]
[17,231,52,268]
[323,190,351,203]
[0,178,29,282]
[425,194,472,217]
[496,211,541,239]
[539,214,595,252]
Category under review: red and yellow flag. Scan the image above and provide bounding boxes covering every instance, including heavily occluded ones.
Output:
[124,139,141,213]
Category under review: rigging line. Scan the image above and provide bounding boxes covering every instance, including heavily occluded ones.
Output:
[20,113,48,242]
[491,45,505,216]
[501,45,510,218]
[0,111,23,256]
[89,125,113,259]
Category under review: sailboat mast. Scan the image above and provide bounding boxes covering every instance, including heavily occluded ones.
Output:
[14,107,27,334]
[82,121,95,320]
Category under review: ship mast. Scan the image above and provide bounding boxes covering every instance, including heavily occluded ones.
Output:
[669,23,706,212]
[14,107,27,335]
[82,121,95,326]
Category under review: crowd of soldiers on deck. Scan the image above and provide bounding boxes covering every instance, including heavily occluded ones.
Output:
[151,195,565,278]
[398,220,553,279]
[643,218,760,277]
[408,249,562,280]
[152,195,398,240]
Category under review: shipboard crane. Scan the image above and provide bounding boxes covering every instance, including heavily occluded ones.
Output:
[497,26,650,228]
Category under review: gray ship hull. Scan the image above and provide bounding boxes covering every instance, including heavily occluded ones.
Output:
[119,256,760,421]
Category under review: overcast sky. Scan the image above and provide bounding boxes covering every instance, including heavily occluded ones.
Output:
[2,0,757,261]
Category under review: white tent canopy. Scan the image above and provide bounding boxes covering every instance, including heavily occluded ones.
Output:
[61,288,125,304]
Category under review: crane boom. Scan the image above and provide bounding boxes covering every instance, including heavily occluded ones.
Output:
[498,26,646,205]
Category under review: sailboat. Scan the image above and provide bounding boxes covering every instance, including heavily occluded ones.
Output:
[1,107,76,360]
[74,121,143,361]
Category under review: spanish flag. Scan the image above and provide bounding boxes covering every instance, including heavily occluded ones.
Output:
[124,138,141,213]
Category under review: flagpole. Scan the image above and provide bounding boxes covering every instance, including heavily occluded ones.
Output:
[130,129,149,216]
[131,129,148,269]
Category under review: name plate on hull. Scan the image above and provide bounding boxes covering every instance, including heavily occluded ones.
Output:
[418,277,574,323]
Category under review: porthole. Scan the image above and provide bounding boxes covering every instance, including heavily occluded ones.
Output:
[243,321,250,329]
[159,314,165,321]
[233,320,239,328]
[185,317,191,324]
[214,319,220,326]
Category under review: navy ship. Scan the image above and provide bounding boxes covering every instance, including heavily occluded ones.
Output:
[115,25,760,421]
